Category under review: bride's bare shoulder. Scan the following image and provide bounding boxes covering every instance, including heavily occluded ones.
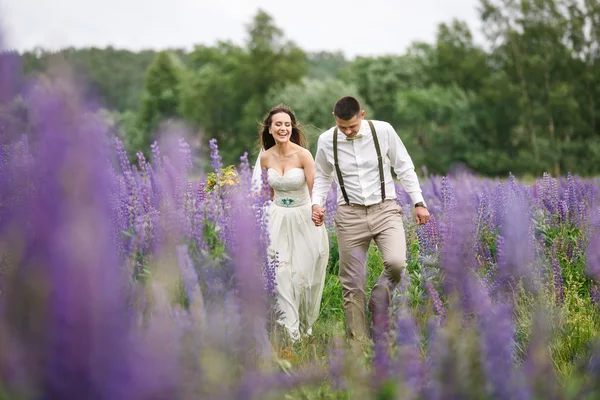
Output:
[260,148,274,168]
[298,146,314,161]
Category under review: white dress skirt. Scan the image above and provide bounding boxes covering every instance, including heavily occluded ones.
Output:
[265,167,329,341]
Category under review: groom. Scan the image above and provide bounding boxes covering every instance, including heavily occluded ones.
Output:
[311,96,430,341]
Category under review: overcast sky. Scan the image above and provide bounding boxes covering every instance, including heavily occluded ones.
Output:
[1,0,484,58]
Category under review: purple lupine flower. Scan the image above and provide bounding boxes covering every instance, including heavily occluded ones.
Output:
[325,183,338,231]
[264,252,279,299]
[473,283,529,399]
[521,310,561,398]
[209,138,223,171]
[425,281,445,321]
[259,167,271,203]
[395,182,412,207]
[557,200,567,223]
[440,176,457,215]
[175,244,205,313]
[591,283,600,306]
[394,306,426,395]
[190,182,208,252]
[478,187,493,229]
[0,49,21,104]
[250,187,277,310]
[422,313,465,400]
[136,151,148,177]
[328,337,346,392]
[151,140,162,169]
[238,151,252,190]
[145,162,161,208]
[552,258,564,306]
[0,79,179,398]
[538,172,559,224]
[437,183,480,314]
[178,137,193,173]
[417,213,439,260]
[491,182,507,231]
[228,193,268,367]
[587,228,600,280]
[371,335,392,388]
[431,175,441,202]
[494,186,537,296]
[566,172,577,223]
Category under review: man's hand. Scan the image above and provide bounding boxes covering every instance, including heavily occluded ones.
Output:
[414,206,430,225]
[312,205,325,226]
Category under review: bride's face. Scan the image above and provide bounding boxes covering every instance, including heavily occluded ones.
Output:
[270,112,292,144]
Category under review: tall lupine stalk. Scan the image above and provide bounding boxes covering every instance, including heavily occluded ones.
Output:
[473,285,530,399]
[538,172,560,223]
[492,178,539,299]
[549,238,565,306]
[587,214,600,283]
[435,194,529,398]
[237,149,279,325]
[0,77,180,398]
[436,177,481,314]
[389,272,427,398]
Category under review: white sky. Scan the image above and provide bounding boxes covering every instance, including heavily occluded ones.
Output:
[1,0,484,58]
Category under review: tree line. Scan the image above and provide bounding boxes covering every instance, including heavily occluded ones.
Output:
[10,0,600,177]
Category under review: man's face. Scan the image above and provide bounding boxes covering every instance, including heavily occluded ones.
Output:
[334,110,364,138]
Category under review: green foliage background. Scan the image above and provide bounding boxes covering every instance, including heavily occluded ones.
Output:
[13,1,600,176]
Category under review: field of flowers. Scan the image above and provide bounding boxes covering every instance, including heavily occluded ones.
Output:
[2,61,600,400]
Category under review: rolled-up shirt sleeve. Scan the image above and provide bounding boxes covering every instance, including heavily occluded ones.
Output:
[386,123,425,206]
[311,135,334,207]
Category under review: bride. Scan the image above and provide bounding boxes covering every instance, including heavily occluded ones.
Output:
[252,104,329,342]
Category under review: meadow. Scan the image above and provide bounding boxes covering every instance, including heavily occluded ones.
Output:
[2,71,600,400]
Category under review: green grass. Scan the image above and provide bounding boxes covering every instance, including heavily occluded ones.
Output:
[260,213,600,398]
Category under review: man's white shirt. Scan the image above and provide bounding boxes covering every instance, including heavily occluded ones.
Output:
[311,119,425,207]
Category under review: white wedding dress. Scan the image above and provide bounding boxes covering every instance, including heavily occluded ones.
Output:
[265,167,329,341]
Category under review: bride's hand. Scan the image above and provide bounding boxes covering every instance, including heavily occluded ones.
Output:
[311,205,325,226]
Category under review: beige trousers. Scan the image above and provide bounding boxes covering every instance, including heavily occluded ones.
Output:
[334,199,406,339]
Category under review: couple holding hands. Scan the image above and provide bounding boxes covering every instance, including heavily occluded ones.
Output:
[252,96,430,342]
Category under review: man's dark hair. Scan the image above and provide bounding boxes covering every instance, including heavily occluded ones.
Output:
[333,96,361,120]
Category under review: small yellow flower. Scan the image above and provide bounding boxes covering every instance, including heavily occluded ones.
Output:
[205,165,240,193]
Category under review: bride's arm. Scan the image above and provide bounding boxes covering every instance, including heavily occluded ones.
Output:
[259,151,274,199]
[301,149,316,198]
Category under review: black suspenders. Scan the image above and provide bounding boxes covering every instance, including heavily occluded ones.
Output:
[332,120,385,206]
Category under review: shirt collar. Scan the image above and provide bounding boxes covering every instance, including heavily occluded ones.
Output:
[335,119,371,140]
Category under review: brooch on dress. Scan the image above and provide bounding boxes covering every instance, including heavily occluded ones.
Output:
[281,198,295,207]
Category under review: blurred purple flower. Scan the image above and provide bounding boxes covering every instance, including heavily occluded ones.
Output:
[394,306,426,395]
[0,80,178,398]
[209,138,223,171]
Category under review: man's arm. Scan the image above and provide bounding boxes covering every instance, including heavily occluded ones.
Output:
[300,148,316,198]
[386,123,425,206]
[311,135,335,207]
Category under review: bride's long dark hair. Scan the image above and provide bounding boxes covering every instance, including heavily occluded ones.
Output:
[259,104,308,151]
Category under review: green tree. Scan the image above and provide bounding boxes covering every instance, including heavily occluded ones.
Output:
[413,19,517,175]
[179,42,249,164]
[307,51,348,80]
[338,55,425,125]
[479,0,599,175]
[133,51,184,157]
[240,9,308,134]
[179,9,308,165]
[394,85,486,174]
[20,46,167,112]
